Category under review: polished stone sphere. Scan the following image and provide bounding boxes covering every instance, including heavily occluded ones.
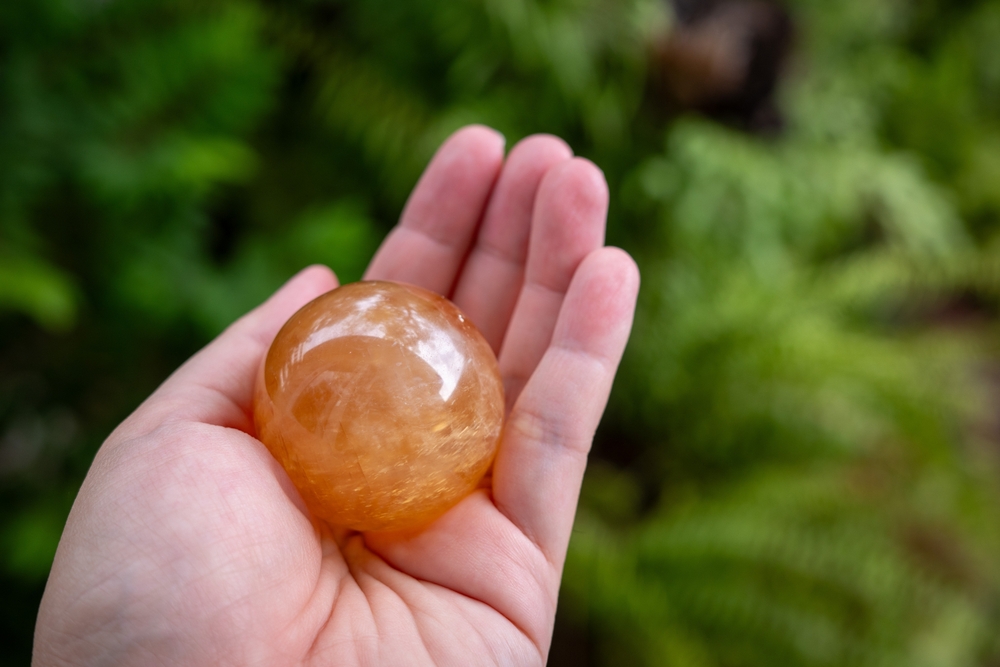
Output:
[253,281,505,532]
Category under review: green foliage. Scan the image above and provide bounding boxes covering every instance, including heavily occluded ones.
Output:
[0,256,76,331]
[4,0,1000,665]
[570,468,995,667]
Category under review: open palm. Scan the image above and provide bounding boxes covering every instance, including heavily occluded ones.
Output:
[34,126,639,667]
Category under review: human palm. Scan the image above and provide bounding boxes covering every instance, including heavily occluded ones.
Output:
[34,127,639,667]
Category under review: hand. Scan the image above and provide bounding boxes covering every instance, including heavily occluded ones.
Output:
[34,126,640,666]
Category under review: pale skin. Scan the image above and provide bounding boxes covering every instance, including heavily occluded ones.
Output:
[33,126,640,667]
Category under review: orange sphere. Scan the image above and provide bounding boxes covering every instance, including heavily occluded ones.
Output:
[253,281,504,532]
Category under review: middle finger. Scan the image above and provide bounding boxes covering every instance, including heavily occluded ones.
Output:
[451,134,573,352]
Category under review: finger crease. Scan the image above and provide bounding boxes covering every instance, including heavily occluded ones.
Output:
[551,340,617,376]
[522,277,570,301]
[402,222,473,252]
[472,236,529,268]
[508,402,592,458]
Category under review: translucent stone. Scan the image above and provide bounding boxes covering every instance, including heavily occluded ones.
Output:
[253,281,505,532]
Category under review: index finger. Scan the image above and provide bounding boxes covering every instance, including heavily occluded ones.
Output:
[364,125,505,295]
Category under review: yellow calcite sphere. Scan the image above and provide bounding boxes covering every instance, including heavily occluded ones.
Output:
[253,281,504,532]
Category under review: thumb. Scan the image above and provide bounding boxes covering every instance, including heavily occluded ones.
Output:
[121,265,339,438]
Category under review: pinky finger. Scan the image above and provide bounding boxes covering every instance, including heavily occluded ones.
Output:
[490,247,639,568]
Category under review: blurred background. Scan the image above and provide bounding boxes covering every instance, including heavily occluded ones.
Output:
[5,0,1000,664]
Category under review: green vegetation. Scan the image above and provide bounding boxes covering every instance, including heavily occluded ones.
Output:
[4,0,1000,664]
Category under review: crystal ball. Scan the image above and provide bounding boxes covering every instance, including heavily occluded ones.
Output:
[253,280,505,532]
